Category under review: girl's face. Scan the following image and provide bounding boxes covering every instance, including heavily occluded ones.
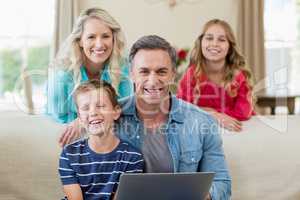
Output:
[201,24,230,67]
[77,89,120,137]
[80,18,113,68]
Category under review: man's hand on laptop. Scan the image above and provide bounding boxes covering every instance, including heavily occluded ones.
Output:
[205,194,212,200]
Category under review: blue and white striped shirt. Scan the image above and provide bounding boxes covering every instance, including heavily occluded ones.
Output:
[59,139,144,200]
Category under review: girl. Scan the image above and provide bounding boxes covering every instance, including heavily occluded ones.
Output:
[177,19,255,131]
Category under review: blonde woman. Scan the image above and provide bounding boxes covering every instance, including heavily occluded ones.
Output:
[47,8,132,144]
[177,19,255,132]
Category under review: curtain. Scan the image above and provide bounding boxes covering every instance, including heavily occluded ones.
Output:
[237,0,265,89]
[52,0,81,57]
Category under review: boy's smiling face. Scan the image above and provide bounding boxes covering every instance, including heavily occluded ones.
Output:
[76,88,120,137]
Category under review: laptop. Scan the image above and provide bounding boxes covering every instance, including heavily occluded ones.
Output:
[115,172,215,200]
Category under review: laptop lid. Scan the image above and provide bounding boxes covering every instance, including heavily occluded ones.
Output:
[116,172,215,200]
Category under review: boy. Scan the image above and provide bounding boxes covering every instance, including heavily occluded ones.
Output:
[58,80,144,200]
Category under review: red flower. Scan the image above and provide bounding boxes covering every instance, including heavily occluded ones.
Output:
[178,49,187,60]
[176,48,189,67]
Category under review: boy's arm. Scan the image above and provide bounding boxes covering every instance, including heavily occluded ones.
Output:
[63,184,84,200]
[59,149,83,199]
[112,191,118,200]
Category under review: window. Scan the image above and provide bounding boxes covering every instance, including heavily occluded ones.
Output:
[0,0,54,113]
[264,0,300,113]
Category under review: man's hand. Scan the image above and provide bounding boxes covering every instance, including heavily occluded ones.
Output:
[204,193,212,200]
[59,118,83,147]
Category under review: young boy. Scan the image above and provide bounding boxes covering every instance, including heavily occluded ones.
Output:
[58,80,144,200]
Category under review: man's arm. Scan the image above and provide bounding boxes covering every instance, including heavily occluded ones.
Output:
[198,117,232,200]
[63,184,84,200]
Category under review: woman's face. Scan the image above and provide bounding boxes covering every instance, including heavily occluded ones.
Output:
[201,24,230,66]
[80,18,113,68]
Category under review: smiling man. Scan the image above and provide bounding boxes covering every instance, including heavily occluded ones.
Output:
[117,35,231,200]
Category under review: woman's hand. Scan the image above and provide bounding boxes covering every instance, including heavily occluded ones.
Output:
[59,118,83,147]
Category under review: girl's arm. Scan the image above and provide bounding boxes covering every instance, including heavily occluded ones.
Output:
[203,107,242,132]
[221,79,254,121]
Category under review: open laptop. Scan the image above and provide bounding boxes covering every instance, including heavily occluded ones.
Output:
[115,172,215,200]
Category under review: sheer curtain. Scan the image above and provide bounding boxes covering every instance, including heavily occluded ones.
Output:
[19,0,80,115]
[22,0,80,114]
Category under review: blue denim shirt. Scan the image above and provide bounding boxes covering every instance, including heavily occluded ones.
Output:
[117,95,231,200]
[46,63,132,123]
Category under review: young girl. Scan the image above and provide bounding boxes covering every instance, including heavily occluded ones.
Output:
[177,19,255,132]
[47,8,132,144]
[58,80,143,200]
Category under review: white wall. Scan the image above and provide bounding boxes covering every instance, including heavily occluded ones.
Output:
[80,0,239,49]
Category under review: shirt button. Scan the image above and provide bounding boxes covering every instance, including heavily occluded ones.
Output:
[191,157,195,162]
[136,135,140,139]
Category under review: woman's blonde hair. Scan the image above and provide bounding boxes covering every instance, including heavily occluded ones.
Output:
[190,19,254,93]
[52,7,126,93]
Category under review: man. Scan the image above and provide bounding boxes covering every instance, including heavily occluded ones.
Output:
[60,35,231,200]
[117,35,231,200]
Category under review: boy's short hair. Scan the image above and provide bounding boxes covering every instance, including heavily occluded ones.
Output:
[73,80,119,108]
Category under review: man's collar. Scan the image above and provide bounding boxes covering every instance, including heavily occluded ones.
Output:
[168,95,184,123]
[120,94,184,124]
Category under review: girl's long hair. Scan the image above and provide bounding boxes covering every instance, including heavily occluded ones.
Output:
[190,19,254,95]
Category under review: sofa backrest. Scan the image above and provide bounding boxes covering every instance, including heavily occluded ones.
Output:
[1,112,300,200]
[223,115,300,200]
[0,111,64,200]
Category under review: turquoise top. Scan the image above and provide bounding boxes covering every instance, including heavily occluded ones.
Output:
[46,63,132,123]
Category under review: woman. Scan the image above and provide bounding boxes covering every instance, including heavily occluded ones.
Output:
[177,19,255,131]
[47,8,132,144]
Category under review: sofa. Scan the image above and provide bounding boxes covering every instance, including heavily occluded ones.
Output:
[1,111,300,200]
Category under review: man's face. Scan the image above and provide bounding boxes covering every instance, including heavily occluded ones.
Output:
[130,49,175,106]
